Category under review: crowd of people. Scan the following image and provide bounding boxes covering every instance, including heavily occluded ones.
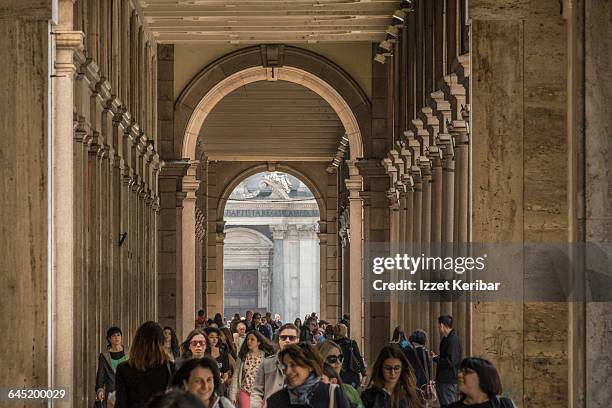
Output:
[95,312,516,408]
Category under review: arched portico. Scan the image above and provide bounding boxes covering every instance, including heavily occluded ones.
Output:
[173,46,366,343]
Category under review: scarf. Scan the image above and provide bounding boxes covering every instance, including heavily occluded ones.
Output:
[287,373,320,405]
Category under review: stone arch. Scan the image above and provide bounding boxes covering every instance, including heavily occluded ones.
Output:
[174,46,370,161]
[217,163,326,223]
[174,46,366,331]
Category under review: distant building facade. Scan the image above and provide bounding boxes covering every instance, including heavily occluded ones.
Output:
[224,172,320,321]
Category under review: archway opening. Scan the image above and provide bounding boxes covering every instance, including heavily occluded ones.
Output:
[223,171,321,324]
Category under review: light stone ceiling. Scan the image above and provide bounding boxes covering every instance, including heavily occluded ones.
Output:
[199,80,344,161]
[138,0,398,44]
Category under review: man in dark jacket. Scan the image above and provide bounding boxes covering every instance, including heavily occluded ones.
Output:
[432,315,462,407]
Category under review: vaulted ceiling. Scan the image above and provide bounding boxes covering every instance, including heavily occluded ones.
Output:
[138,0,398,44]
[199,80,344,161]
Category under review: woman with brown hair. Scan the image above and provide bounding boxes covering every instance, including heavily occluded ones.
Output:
[229,330,275,407]
[266,343,351,408]
[447,357,516,408]
[361,344,422,408]
[115,321,173,408]
[205,327,231,386]
[317,340,363,407]
[175,330,208,371]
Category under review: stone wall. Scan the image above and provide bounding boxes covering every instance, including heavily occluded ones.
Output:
[0,11,51,399]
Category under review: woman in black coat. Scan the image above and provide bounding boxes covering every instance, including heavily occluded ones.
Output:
[266,343,350,408]
[115,321,174,408]
[96,326,129,407]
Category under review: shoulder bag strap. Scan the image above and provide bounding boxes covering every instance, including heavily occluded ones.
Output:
[166,362,173,389]
[328,383,337,408]
[412,346,429,382]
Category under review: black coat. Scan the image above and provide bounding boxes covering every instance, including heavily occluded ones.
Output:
[401,345,431,389]
[115,362,173,408]
[448,397,516,408]
[336,338,366,387]
[300,328,315,343]
[434,330,462,384]
[266,382,351,408]
[361,386,414,408]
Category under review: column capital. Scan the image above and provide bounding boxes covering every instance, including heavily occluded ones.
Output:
[215,220,226,234]
[270,224,288,240]
[387,189,400,209]
[448,120,470,146]
[159,159,190,179]
[54,31,83,76]
[216,233,226,245]
[182,160,200,198]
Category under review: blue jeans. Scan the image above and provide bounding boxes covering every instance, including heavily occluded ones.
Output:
[436,382,458,407]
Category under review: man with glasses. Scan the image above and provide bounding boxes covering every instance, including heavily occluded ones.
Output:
[250,323,299,408]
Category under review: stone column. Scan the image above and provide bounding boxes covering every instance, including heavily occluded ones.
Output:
[410,166,422,332]
[109,100,123,325]
[179,161,199,339]
[438,134,454,315]
[345,161,364,350]
[284,225,300,321]
[53,25,83,404]
[420,158,432,332]
[270,224,287,320]
[451,120,469,349]
[383,155,400,331]
[583,2,612,407]
[157,160,189,330]
[299,224,320,319]
[215,228,226,318]
[358,159,390,359]
[430,147,443,347]
[318,222,328,321]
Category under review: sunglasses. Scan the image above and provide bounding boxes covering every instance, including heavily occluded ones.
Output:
[279,335,298,341]
[190,340,206,347]
[325,355,344,364]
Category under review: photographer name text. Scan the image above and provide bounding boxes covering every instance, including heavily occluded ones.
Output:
[372,279,500,291]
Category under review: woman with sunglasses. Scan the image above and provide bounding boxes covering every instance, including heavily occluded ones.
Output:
[266,343,351,408]
[448,357,516,408]
[318,341,363,408]
[361,345,422,408]
[176,330,208,370]
[229,330,275,407]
